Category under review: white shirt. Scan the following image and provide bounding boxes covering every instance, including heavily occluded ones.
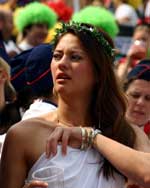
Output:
[22,99,57,120]
[4,40,21,55]
[18,40,33,51]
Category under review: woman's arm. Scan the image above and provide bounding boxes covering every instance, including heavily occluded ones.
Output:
[94,133,150,188]
[45,126,150,188]
[116,56,132,84]
[0,123,30,188]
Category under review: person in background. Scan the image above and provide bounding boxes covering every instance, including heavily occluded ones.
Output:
[119,59,150,188]
[0,0,17,10]
[115,24,150,83]
[22,43,57,120]
[10,43,57,119]
[14,2,57,51]
[0,16,10,63]
[0,22,142,188]
[0,21,19,155]
[124,59,150,137]
[71,5,119,39]
[0,57,16,158]
[0,8,21,58]
[0,43,57,157]
[10,49,33,116]
[112,0,138,27]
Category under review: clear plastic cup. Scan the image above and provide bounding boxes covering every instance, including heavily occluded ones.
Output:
[31,166,64,188]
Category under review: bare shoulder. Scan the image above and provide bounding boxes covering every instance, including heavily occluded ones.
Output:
[6,117,54,139]
[0,115,58,187]
[3,117,57,164]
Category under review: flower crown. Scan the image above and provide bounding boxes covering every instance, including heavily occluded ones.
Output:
[53,22,115,58]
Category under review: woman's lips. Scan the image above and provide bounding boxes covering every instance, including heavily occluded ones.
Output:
[56,73,71,80]
[132,110,145,116]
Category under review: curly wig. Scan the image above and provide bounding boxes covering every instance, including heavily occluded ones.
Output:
[15,2,57,32]
[72,6,119,39]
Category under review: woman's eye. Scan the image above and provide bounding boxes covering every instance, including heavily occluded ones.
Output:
[53,53,62,60]
[129,93,140,99]
[71,54,82,61]
[145,95,150,101]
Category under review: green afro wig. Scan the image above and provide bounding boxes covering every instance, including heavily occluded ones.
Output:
[15,2,57,32]
[72,6,119,39]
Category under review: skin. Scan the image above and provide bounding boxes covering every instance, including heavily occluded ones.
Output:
[0,33,96,188]
[125,79,150,127]
[0,66,7,110]
[125,79,150,188]
[116,27,150,82]
[1,10,13,41]
[2,32,150,188]
[25,24,48,47]
[44,124,150,188]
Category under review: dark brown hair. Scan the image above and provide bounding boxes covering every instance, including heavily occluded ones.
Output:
[53,23,135,179]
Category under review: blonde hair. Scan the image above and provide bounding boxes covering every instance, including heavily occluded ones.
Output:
[0,57,16,101]
[0,57,10,79]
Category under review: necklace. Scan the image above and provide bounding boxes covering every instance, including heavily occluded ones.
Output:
[57,111,86,127]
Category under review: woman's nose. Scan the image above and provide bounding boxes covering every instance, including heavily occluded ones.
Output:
[57,56,69,70]
[136,97,146,106]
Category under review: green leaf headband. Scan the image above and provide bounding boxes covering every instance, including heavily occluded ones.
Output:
[53,22,115,58]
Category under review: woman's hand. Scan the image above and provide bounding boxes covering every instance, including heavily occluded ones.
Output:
[23,180,48,188]
[127,41,147,60]
[130,124,150,152]
[45,126,82,158]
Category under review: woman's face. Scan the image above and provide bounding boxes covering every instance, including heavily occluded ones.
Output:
[51,33,95,98]
[125,79,150,126]
[27,23,48,46]
[133,29,149,44]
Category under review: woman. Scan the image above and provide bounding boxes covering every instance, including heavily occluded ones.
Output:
[116,24,150,83]
[0,57,17,158]
[122,59,150,188]
[0,22,142,188]
[124,59,150,137]
[33,60,150,188]
[14,2,57,51]
[44,59,150,188]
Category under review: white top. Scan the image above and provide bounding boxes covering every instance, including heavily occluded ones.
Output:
[4,40,21,54]
[22,99,57,120]
[18,40,33,51]
[145,0,150,17]
[115,4,138,26]
[0,134,6,159]
[26,146,125,188]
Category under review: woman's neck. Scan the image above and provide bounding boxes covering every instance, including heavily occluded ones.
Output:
[57,99,91,127]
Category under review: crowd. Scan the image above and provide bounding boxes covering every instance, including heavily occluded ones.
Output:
[0,0,150,188]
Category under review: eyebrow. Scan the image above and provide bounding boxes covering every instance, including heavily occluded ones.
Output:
[54,48,86,55]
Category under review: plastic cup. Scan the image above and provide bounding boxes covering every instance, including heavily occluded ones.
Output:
[31,166,64,188]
